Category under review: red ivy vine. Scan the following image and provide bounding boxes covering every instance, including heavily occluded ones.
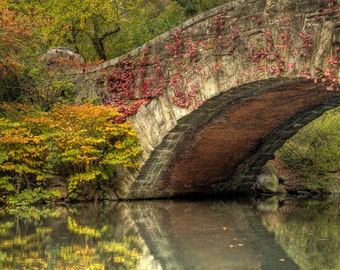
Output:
[103,0,339,123]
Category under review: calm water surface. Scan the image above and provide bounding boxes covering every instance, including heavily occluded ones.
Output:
[0,196,339,270]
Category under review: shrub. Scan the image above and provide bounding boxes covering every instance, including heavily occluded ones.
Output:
[277,107,340,191]
[0,103,141,204]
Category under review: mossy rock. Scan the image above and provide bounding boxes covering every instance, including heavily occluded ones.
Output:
[256,172,287,194]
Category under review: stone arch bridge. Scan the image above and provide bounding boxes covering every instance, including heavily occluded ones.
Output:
[80,0,340,199]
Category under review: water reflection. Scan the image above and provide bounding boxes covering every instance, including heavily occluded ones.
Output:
[0,197,339,269]
[258,196,340,270]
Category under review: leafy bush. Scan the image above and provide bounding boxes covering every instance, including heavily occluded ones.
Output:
[277,107,340,191]
[0,103,141,204]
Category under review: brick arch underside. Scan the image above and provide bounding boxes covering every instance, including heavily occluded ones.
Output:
[127,79,340,199]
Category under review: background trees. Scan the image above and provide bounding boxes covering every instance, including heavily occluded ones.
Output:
[275,107,340,192]
[7,0,187,61]
[2,0,233,63]
[110,0,186,59]
[0,0,46,103]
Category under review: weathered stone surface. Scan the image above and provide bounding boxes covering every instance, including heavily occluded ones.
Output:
[40,46,84,66]
[76,0,340,199]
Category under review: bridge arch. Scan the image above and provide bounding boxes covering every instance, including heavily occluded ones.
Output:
[84,0,340,199]
[125,78,339,199]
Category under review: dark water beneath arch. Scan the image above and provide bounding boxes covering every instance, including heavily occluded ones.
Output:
[0,196,339,270]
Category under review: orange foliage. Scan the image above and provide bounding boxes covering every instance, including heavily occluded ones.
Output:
[0,2,43,76]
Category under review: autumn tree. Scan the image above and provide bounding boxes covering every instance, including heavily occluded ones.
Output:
[0,103,141,203]
[0,0,46,103]
[7,0,123,61]
[9,0,186,61]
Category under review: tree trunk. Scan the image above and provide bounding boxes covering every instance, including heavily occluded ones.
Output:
[91,38,107,60]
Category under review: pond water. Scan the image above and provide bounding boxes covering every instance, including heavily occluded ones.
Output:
[0,196,339,270]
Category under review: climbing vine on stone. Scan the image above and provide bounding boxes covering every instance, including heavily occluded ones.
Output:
[103,0,339,122]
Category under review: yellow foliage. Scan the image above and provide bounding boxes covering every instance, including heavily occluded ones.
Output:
[0,103,142,201]
[67,217,107,238]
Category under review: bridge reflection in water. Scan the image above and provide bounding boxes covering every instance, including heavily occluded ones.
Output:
[0,198,339,269]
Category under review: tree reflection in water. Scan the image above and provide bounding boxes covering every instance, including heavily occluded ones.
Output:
[0,203,143,270]
[0,197,339,270]
[258,196,340,270]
